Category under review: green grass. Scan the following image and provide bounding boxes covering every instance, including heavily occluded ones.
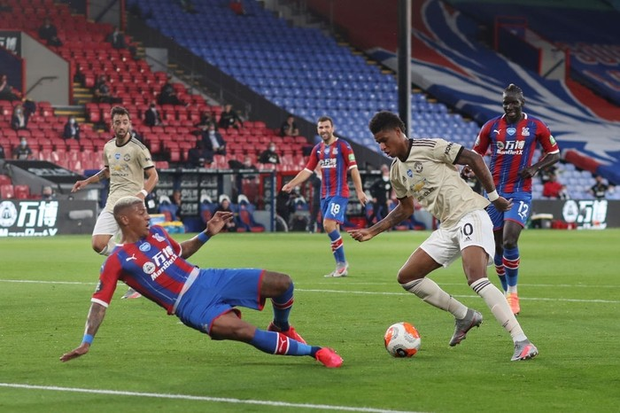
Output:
[1,229,619,412]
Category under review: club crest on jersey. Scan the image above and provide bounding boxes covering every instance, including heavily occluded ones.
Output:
[507,127,516,136]
[143,262,156,275]
[124,154,131,162]
[414,162,423,173]
[407,169,414,178]
[521,127,530,137]
[115,153,121,160]
[139,242,151,252]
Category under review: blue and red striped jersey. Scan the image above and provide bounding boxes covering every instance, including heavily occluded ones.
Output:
[304,138,358,198]
[473,113,560,194]
[92,226,197,314]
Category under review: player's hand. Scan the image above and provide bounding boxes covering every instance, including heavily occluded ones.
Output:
[348,228,374,242]
[518,166,537,179]
[72,180,87,193]
[357,191,369,207]
[60,343,90,362]
[207,211,234,235]
[281,183,293,193]
[460,166,475,179]
[492,196,513,212]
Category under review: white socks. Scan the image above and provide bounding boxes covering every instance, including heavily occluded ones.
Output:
[403,277,528,343]
[470,278,526,342]
[401,278,468,320]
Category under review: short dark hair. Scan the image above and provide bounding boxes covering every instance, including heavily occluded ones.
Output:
[368,111,406,135]
[111,106,130,119]
[503,84,525,102]
[504,83,523,95]
[317,116,333,126]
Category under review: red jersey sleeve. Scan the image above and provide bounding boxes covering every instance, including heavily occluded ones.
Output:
[341,140,358,170]
[535,120,560,154]
[91,255,122,307]
[304,143,320,171]
[473,121,492,155]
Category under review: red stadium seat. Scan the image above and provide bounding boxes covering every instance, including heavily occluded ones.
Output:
[66,140,81,151]
[81,140,94,151]
[0,184,15,199]
[13,185,30,199]
[169,150,181,163]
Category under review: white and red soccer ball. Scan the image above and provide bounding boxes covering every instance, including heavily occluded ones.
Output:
[384,322,421,358]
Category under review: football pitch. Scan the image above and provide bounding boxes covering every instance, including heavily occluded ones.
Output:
[1,229,618,413]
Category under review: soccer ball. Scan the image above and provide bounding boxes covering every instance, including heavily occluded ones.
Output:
[384,322,421,358]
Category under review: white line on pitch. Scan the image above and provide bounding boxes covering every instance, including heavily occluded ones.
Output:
[0,383,425,413]
[2,278,620,289]
[296,289,620,304]
[0,279,93,285]
[1,279,618,304]
[314,281,620,289]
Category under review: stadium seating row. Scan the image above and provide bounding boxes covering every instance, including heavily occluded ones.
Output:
[127,0,478,154]
[197,195,265,233]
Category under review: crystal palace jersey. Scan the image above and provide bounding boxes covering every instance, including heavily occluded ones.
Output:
[304,138,358,198]
[92,226,197,314]
[473,113,560,194]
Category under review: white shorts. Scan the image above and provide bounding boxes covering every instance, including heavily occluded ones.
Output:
[419,209,495,268]
[92,210,120,237]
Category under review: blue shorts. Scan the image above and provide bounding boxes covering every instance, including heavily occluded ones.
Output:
[175,268,265,335]
[321,196,349,224]
[486,192,532,230]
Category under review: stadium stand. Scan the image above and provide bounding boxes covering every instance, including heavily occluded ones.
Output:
[0,0,309,175]
[236,194,265,232]
[443,0,620,107]
[300,0,619,191]
[126,0,479,152]
[2,0,615,203]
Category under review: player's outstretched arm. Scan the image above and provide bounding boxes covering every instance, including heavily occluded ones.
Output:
[350,197,414,242]
[60,303,107,362]
[282,169,312,193]
[180,211,234,259]
[72,168,109,193]
[348,227,373,242]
